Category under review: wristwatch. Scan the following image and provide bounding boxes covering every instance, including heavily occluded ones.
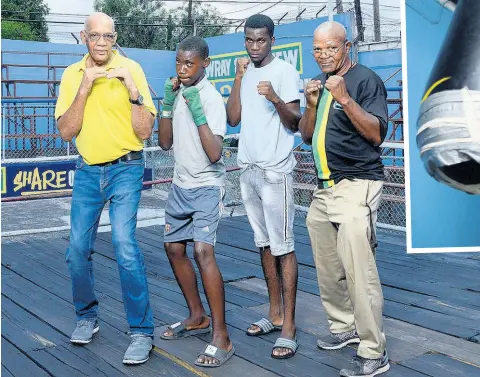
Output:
[129,95,144,106]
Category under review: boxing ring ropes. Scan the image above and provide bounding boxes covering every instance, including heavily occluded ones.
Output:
[1,91,406,233]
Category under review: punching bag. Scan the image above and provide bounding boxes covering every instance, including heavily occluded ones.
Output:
[417,0,480,195]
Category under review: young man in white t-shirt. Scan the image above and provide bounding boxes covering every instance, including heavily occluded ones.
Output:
[226,14,302,359]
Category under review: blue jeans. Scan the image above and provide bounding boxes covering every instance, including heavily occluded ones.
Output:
[66,155,154,336]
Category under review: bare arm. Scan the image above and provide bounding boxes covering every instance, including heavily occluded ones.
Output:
[129,88,155,140]
[57,67,107,141]
[198,126,223,163]
[226,76,242,127]
[272,100,301,133]
[57,90,89,142]
[106,67,155,140]
[226,57,249,127]
[158,117,173,150]
[158,77,180,150]
[257,81,302,133]
[298,80,321,145]
[341,98,382,146]
[299,106,317,145]
[325,75,382,146]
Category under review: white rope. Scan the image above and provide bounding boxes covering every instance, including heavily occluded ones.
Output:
[1,146,165,164]
[2,215,165,237]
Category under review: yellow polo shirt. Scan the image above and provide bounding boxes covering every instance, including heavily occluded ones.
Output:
[55,51,157,165]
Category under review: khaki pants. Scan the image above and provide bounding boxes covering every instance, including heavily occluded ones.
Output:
[306,178,386,358]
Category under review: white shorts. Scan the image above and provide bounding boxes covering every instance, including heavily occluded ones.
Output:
[240,165,295,256]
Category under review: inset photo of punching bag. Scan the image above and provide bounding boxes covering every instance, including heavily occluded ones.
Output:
[405,0,480,252]
[417,0,480,195]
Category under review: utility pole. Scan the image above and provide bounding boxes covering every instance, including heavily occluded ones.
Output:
[187,0,193,35]
[373,0,381,41]
[336,0,343,13]
[354,0,364,42]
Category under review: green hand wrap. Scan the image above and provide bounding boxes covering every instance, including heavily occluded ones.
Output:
[183,86,207,127]
[162,79,178,117]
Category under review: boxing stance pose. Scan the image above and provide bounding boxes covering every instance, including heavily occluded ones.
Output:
[158,36,235,368]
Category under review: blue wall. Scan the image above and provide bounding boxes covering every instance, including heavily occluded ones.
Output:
[204,13,402,143]
[2,15,402,149]
[1,39,176,97]
[406,0,480,249]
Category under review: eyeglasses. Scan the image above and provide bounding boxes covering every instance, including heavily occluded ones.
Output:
[85,31,117,43]
[311,43,346,57]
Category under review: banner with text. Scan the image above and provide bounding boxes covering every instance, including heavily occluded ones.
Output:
[1,161,153,198]
[206,42,303,83]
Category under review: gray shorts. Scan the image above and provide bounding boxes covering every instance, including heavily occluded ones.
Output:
[164,184,225,246]
[240,165,295,256]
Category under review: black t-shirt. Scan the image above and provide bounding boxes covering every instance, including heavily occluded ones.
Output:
[312,64,388,185]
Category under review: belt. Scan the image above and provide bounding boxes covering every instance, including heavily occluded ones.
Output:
[91,151,143,167]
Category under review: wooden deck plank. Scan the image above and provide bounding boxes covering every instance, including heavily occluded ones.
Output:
[101,222,480,341]
[13,222,476,338]
[212,224,480,313]
[224,306,428,377]
[231,278,480,367]
[1,266,205,377]
[2,296,124,377]
[2,215,479,377]
[153,328,280,377]
[1,365,16,377]
[1,338,51,377]
[2,251,280,377]
[400,354,480,377]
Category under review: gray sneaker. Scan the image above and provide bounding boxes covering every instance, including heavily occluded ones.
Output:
[340,351,390,377]
[70,319,99,344]
[123,334,153,365]
[317,330,360,350]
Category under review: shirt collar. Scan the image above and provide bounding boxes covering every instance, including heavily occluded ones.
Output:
[76,50,121,71]
[180,75,210,91]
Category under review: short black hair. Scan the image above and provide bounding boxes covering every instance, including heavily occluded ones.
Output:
[244,14,275,38]
[177,36,209,59]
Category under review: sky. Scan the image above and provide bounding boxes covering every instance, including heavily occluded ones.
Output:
[44,0,401,44]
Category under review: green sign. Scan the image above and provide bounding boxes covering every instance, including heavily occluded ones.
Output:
[206,42,304,83]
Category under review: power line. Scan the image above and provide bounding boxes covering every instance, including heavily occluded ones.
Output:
[1,1,400,9]
[5,18,239,28]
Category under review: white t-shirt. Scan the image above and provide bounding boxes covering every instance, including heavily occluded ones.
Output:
[172,76,226,189]
[237,57,300,173]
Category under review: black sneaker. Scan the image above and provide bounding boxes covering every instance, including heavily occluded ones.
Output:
[340,351,390,377]
[317,330,360,350]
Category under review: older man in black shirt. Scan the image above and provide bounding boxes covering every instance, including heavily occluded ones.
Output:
[299,21,390,377]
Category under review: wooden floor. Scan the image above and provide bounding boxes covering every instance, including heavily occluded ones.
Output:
[2,216,480,377]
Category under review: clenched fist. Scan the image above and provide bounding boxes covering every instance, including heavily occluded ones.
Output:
[235,57,250,79]
[324,75,350,105]
[304,80,322,108]
[257,81,280,104]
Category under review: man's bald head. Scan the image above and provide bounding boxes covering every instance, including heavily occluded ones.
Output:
[312,21,351,74]
[314,21,347,43]
[84,12,115,32]
[81,12,117,66]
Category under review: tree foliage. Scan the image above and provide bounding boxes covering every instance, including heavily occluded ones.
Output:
[94,0,229,50]
[2,0,50,41]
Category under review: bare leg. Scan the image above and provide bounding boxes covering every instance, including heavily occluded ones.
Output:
[247,246,284,334]
[272,251,298,357]
[193,242,232,366]
[163,241,209,337]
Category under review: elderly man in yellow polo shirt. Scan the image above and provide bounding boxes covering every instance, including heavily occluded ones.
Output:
[55,12,156,365]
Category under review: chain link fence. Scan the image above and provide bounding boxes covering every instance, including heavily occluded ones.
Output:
[145,147,406,232]
[2,101,405,232]
[1,101,77,160]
